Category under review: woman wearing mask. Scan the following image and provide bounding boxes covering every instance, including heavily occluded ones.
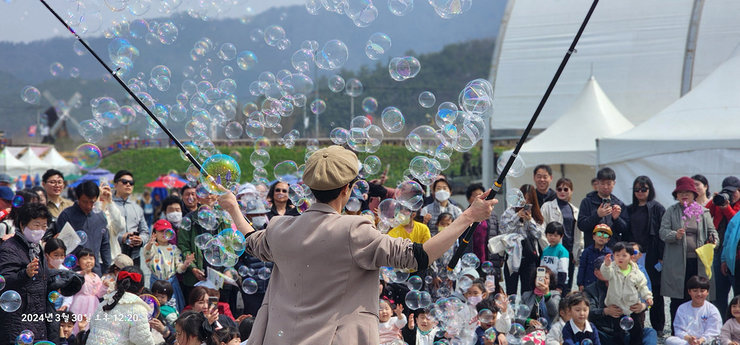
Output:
[541,177,581,290]
[501,184,546,295]
[421,178,462,236]
[159,196,183,245]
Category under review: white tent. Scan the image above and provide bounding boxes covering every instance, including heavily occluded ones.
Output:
[504,76,634,204]
[0,147,26,177]
[17,147,49,175]
[598,47,740,206]
[41,147,78,176]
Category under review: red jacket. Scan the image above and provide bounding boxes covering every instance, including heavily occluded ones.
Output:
[706,199,740,229]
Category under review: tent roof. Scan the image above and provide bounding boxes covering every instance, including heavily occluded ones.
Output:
[18,147,48,174]
[516,76,633,166]
[41,147,78,176]
[0,147,27,176]
[599,46,740,164]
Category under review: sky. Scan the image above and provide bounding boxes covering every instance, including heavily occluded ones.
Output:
[0,0,305,43]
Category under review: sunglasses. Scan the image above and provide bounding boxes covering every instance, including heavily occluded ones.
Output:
[117,179,135,186]
[594,232,610,238]
[275,188,290,193]
[556,187,570,192]
[633,187,649,193]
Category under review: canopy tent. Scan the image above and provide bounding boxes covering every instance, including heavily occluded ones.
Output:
[41,147,79,176]
[598,46,740,206]
[18,147,49,175]
[503,76,634,205]
[0,147,27,177]
[69,168,114,188]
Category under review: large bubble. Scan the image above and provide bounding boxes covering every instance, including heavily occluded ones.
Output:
[365,32,391,60]
[237,51,258,71]
[381,107,405,133]
[78,119,104,143]
[274,160,298,181]
[388,0,414,16]
[389,56,421,81]
[394,180,424,211]
[315,40,348,70]
[496,152,525,178]
[73,144,102,170]
[199,154,241,195]
[328,75,346,93]
[0,290,21,312]
[21,86,40,105]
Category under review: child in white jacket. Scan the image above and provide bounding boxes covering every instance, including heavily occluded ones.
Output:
[601,242,653,345]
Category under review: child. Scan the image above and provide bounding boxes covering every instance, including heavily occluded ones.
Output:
[666,276,721,345]
[601,242,653,345]
[379,298,407,345]
[402,309,441,345]
[546,293,573,345]
[721,296,740,345]
[475,297,502,345]
[215,326,242,345]
[58,311,76,345]
[436,212,453,232]
[152,279,179,325]
[562,292,601,345]
[238,316,255,345]
[578,224,613,290]
[629,242,651,290]
[541,222,569,292]
[68,247,107,332]
[144,219,194,311]
[464,278,490,306]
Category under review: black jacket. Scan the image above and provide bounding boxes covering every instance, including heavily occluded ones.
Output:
[626,200,666,264]
[584,280,616,335]
[578,191,629,248]
[48,203,111,275]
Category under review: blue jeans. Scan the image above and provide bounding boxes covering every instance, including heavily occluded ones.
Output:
[713,253,731,318]
[598,327,657,345]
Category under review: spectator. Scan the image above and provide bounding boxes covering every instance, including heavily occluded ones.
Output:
[541,177,581,290]
[30,186,48,205]
[421,177,463,235]
[721,295,740,345]
[577,224,613,290]
[183,286,235,329]
[533,164,557,207]
[378,298,407,344]
[238,316,255,345]
[665,276,721,345]
[723,214,740,306]
[112,170,150,267]
[517,266,561,333]
[266,181,299,218]
[151,279,179,325]
[500,184,546,295]
[546,293,573,345]
[159,195,183,244]
[402,309,443,344]
[51,180,111,276]
[562,292,601,345]
[181,185,198,215]
[540,222,569,292]
[625,175,666,334]
[692,174,711,207]
[708,176,740,317]
[387,208,431,244]
[236,200,272,316]
[0,186,15,241]
[660,176,718,326]
[140,191,154,227]
[215,326,241,345]
[174,310,218,345]
[67,248,107,333]
[0,173,11,187]
[466,183,498,266]
[144,219,193,311]
[578,167,629,248]
[99,179,126,258]
[42,169,74,219]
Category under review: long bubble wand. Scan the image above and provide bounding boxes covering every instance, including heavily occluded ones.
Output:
[38,0,204,172]
[447,0,600,270]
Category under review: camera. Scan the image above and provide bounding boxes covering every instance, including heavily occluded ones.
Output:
[713,189,734,207]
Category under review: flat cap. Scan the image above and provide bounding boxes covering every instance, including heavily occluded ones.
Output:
[303,145,359,191]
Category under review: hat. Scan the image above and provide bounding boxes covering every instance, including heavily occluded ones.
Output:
[153,219,173,232]
[112,254,134,269]
[0,173,11,184]
[672,176,699,199]
[593,224,612,236]
[302,145,359,191]
[460,267,480,279]
[722,176,740,192]
[0,186,13,202]
[244,199,269,215]
[237,183,257,197]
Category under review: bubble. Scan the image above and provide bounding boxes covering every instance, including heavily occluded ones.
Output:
[195,233,213,249]
[50,62,64,77]
[536,317,549,330]
[164,228,176,241]
[257,266,272,280]
[0,290,21,312]
[377,199,401,225]
[408,155,439,186]
[180,217,192,231]
[20,86,40,105]
[242,278,258,294]
[264,25,286,46]
[237,51,258,70]
[274,160,298,181]
[15,329,33,345]
[47,290,61,304]
[361,97,378,113]
[394,180,424,211]
[418,91,436,108]
[515,303,531,320]
[310,99,326,115]
[459,78,493,116]
[505,188,526,208]
[330,127,349,145]
[328,75,345,93]
[362,156,381,175]
[381,107,405,133]
[389,56,421,81]
[365,32,391,60]
[0,275,4,290]
[620,316,634,330]
[63,254,77,269]
[157,21,178,44]
[406,275,423,291]
[582,340,594,345]
[199,154,241,195]
[73,144,102,170]
[429,0,472,18]
[225,121,243,139]
[10,195,23,208]
[496,152,526,178]
[345,78,363,97]
[76,230,88,245]
[509,323,526,337]
[250,149,270,169]
[77,119,104,144]
[139,294,161,319]
[461,252,480,269]
[315,40,348,70]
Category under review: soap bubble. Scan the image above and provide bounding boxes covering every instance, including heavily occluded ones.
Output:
[582,340,594,345]
[429,0,472,18]
[180,217,192,231]
[257,266,272,280]
[250,149,270,169]
[362,97,378,113]
[73,144,102,170]
[264,25,286,46]
[139,294,161,319]
[408,155,439,186]
[620,316,634,330]
[537,317,549,330]
[315,40,348,70]
[377,199,401,225]
[459,78,494,116]
[63,254,77,269]
[197,207,218,231]
[242,278,258,294]
[381,107,405,133]
[50,62,64,77]
[157,21,178,45]
[225,122,243,139]
[237,51,258,70]
[481,261,494,274]
[461,252,480,269]
[363,156,381,175]
[21,86,40,105]
[0,275,4,291]
[48,290,61,303]
[199,154,241,195]
[478,308,495,324]
[345,78,363,97]
[79,119,104,143]
[365,32,391,60]
[496,152,525,178]
[164,228,176,241]
[388,0,414,16]
[218,43,237,61]
[389,56,421,81]
[15,329,33,345]
[310,99,326,115]
[11,195,24,208]
[328,75,345,93]
[0,290,22,312]
[76,230,88,245]
[274,161,298,181]
[195,233,213,249]
[418,91,436,108]
[394,180,424,211]
[406,275,423,291]
[330,127,349,145]
[506,188,526,208]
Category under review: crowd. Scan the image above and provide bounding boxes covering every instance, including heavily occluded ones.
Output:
[1,157,740,345]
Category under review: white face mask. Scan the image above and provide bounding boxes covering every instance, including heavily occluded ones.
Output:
[251,216,268,228]
[23,227,45,243]
[467,295,483,306]
[48,257,64,269]
[435,190,451,202]
[166,211,182,224]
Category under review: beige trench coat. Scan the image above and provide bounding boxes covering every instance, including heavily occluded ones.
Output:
[244,203,419,345]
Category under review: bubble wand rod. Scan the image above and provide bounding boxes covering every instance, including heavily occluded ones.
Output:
[447,0,599,271]
[38,0,204,173]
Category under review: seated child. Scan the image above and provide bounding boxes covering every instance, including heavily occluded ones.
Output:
[152,280,179,326]
[722,296,740,345]
[546,293,574,345]
[402,309,442,345]
[475,297,503,345]
[666,276,721,345]
[562,292,601,345]
[379,298,407,345]
[215,326,241,345]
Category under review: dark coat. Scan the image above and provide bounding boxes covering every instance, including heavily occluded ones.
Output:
[626,199,666,265]
[49,203,111,275]
[578,191,629,248]
[584,280,615,334]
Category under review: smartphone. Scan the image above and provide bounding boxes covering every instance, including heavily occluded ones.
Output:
[208,296,218,309]
[536,267,546,284]
[523,204,532,211]
[602,198,612,206]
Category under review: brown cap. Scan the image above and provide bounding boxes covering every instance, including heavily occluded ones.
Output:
[113,254,134,269]
[302,145,359,191]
